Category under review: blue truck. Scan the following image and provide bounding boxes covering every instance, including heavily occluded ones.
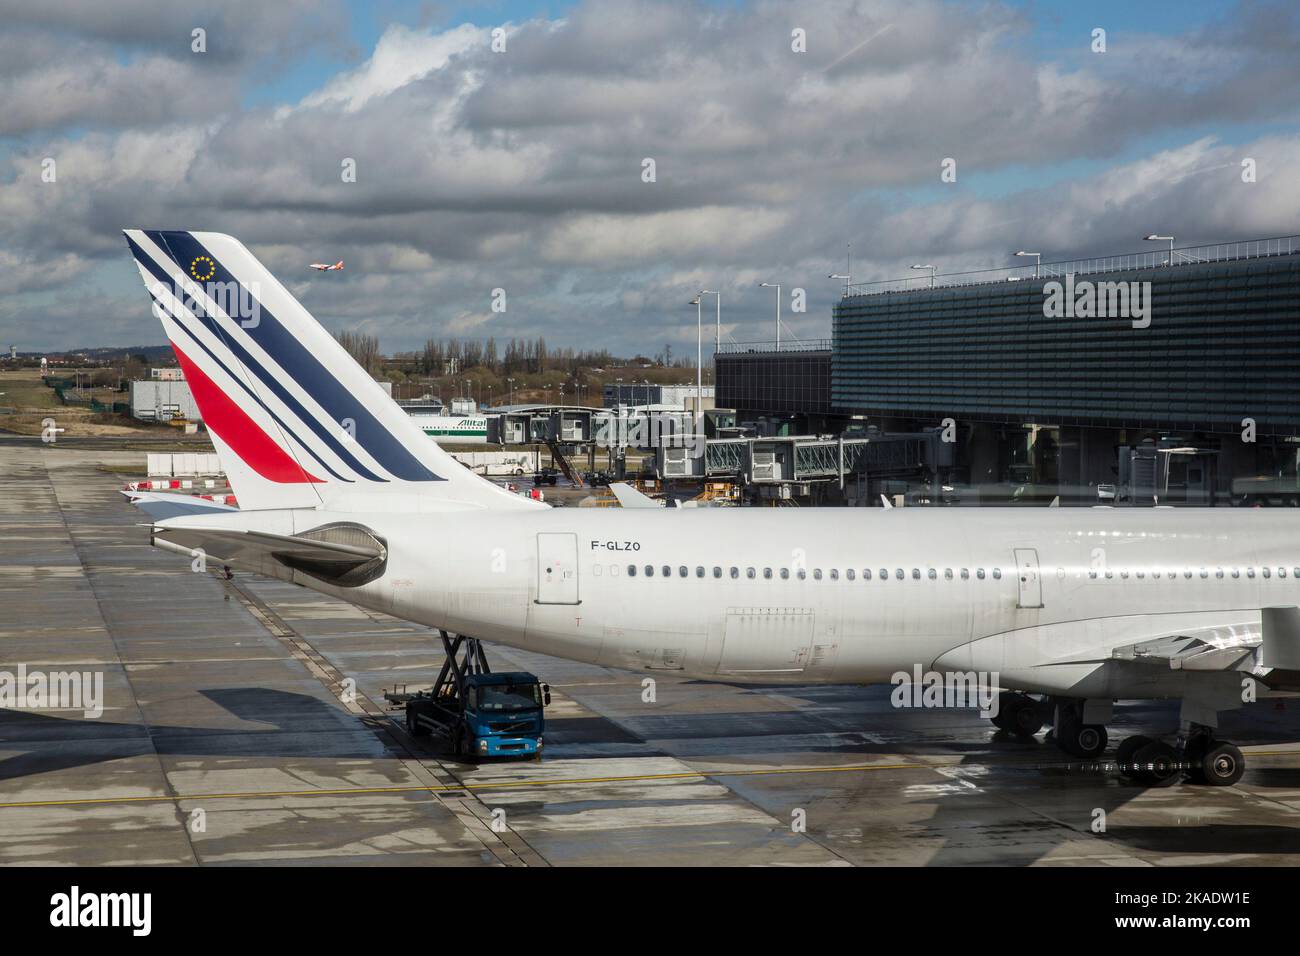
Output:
[387,632,549,760]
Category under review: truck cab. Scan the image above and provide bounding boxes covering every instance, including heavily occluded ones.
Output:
[460,672,548,757]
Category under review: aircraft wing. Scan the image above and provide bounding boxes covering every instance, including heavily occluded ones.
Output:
[609,482,663,508]
[1102,612,1300,690]
[122,490,237,521]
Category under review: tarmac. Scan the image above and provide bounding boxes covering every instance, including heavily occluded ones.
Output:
[3,437,1300,866]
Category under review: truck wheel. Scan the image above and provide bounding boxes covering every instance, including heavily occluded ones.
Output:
[406,707,429,737]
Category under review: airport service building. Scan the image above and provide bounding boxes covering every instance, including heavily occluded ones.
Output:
[719,237,1300,504]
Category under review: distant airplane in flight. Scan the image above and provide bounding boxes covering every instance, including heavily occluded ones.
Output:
[309,260,343,272]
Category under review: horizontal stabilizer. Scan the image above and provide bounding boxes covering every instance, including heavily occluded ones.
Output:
[122,490,237,521]
[153,522,386,587]
[609,482,663,509]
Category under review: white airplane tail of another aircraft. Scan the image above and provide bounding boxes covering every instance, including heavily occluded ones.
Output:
[123,230,535,513]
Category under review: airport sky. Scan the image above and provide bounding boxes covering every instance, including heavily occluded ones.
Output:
[2,0,1299,356]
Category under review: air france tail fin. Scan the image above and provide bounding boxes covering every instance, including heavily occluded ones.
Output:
[123,230,534,512]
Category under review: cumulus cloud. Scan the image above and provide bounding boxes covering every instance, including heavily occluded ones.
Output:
[1,0,1298,353]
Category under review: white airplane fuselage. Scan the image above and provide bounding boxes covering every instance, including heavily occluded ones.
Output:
[222,504,1298,698]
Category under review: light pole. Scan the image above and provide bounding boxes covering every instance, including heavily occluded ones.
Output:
[759,282,781,347]
[828,242,852,296]
[828,273,851,297]
[690,295,703,429]
[910,263,937,288]
[1144,234,1175,266]
[507,377,515,406]
[1014,250,1041,277]
[699,290,720,354]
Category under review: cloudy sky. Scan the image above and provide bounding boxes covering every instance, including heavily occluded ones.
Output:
[2,0,1298,355]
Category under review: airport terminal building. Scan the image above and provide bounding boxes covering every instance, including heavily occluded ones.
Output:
[718,237,1300,504]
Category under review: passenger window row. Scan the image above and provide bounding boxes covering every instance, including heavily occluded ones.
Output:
[602,564,1005,581]
[1090,567,1298,580]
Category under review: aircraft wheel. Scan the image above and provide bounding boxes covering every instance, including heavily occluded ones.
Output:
[1058,720,1108,759]
[1115,735,1153,778]
[406,707,429,737]
[1198,741,1245,787]
[1004,695,1045,737]
[1132,740,1181,787]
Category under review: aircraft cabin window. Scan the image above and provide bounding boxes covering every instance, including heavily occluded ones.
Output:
[1200,568,1209,579]
[798,568,808,580]
[814,569,823,580]
[1216,568,1224,578]
[663,565,671,578]
[713,566,722,579]
[1105,570,1114,579]
[746,567,756,579]
[1120,570,1129,579]
[927,569,937,580]
[863,569,872,580]
[1232,568,1240,578]
[830,569,839,581]
[1279,568,1288,578]
[593,564,602,577]
[911,568,920,580]
[610,564,619,577]
[1293,567,1300,578]
[628,565,637,577]
[1182,569,1191,579]
[992,568,1002,580]
[895,569,904,580]
[696,566,705,578]
[1089,570,1098,579]
[881,569,889,580]
[679,566,688,578]
[1136,569,1145,579]
[976,568,985,579]
[1263,567,1272,579]
[645,565,654,577]
[960,568,969,580]
[944,568,953,580]
[780,568,790,580]
[729,567,739,579]
[1247,568,1256,578]
[847,569,856,581]
[764,568,773,579]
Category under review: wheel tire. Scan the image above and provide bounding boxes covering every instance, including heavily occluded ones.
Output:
[1132,740,1181,787]
[1011,698,1045,737]
[406,708,429,737]
[1061,723,1108,759]
[1115,735,1153,778]
[1198,741,1245,787]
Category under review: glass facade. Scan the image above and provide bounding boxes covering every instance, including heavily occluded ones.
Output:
[832,254,1300,436]
[716,347,831,416]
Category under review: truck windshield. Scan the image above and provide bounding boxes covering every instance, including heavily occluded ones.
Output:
[478,683,541,712]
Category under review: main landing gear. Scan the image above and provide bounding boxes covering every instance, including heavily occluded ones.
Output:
[984,694,1247,785]
[1116,725,1245,787]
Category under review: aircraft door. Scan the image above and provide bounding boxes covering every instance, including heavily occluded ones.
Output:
[1013,548,1043,608]
[536,533,580,605]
